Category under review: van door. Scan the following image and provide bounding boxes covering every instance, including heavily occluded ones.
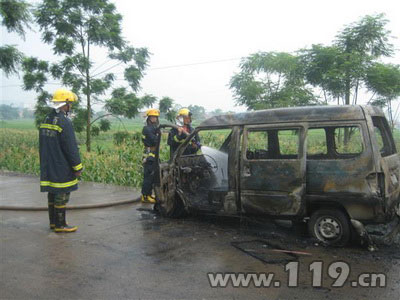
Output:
[240,124,306,216]
[305,123,377,221]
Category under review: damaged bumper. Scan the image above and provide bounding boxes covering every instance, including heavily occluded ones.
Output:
[381,214,400,245]
[351,213,400,251]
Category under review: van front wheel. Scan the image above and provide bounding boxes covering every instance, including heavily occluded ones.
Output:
[308,209,351,247]
[159,193,186,218]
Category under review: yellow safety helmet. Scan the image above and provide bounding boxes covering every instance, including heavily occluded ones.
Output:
[177,108,192,117]
[52,88,78,103]
[146,108,160,117]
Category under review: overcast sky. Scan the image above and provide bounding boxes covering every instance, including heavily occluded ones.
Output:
[1,0,399,112]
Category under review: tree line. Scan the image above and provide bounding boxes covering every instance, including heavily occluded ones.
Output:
[229,14,400,128]
[0,104,34,120]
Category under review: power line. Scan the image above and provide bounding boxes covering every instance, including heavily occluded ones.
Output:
[149,57,241,70]
[92,61,123,78]
[94,57,242,77]
[1,57,243,87]
[91,58,113,73]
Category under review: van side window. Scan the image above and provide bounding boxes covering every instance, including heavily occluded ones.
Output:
[334,127,363,155]
[307,128,327,158]
[246,128,299,159]
[307,126,363,159]
[197,129,233,152]
[372,117,396,157]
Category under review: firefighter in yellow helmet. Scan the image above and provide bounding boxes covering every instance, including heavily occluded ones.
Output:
[141,108,160,203]
[39,88,82,233]
[167,108,201,157]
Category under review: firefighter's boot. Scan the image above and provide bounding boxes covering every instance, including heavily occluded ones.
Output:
[141,195,156,204]
[48,202,55,230]
[54,205,78,233]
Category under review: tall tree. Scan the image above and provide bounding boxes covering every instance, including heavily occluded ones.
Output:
[0,0,31,76]
[188,104,206,120]
[299,45,346,104]
[301,14,394,105]
[22,0,150,151]
[365,63,400,129]
[337,14,393,105]
[159,97,176,122]
[229,52,318,110]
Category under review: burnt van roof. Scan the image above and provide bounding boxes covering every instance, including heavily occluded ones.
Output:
[198,105,384,128]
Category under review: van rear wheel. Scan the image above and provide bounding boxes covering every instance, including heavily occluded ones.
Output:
[308,209,351,247]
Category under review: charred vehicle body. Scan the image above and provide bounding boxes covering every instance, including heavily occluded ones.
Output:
[154,106,400,247]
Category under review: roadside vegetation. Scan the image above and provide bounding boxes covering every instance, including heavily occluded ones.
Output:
[0,118,158,187]
[2,118,400,188]
[0,117,201,187]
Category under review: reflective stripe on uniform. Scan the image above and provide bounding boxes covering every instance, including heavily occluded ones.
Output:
[72,163,83,171]
[143,152,156,158]
[54,205,66,209]
[40,179,78,188]
[174,135,184,143]
[40,124,63,133]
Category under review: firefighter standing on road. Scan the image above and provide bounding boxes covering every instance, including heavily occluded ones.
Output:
[141,108,160,203]
[39,88,82,233]
[168,108,200,157]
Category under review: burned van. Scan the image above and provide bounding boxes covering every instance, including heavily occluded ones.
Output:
[154,105,400,246]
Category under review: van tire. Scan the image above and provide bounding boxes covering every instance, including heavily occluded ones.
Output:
[159,193,186,218]
[308,209,351,247]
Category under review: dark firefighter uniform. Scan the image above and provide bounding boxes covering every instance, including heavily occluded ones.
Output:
[39,89,82,232]
[141,119,160,202]
[168,124,200,157]
[39,109,82,194]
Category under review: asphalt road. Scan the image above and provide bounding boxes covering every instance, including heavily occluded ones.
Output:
[1,174,399,299]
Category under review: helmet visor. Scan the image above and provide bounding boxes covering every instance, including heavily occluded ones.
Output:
[52,101,68,109]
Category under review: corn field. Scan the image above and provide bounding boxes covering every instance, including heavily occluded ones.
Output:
[2,126,400,187]
[0,129,146,187]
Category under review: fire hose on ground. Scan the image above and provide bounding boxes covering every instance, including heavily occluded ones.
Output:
[0,197,141,211]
